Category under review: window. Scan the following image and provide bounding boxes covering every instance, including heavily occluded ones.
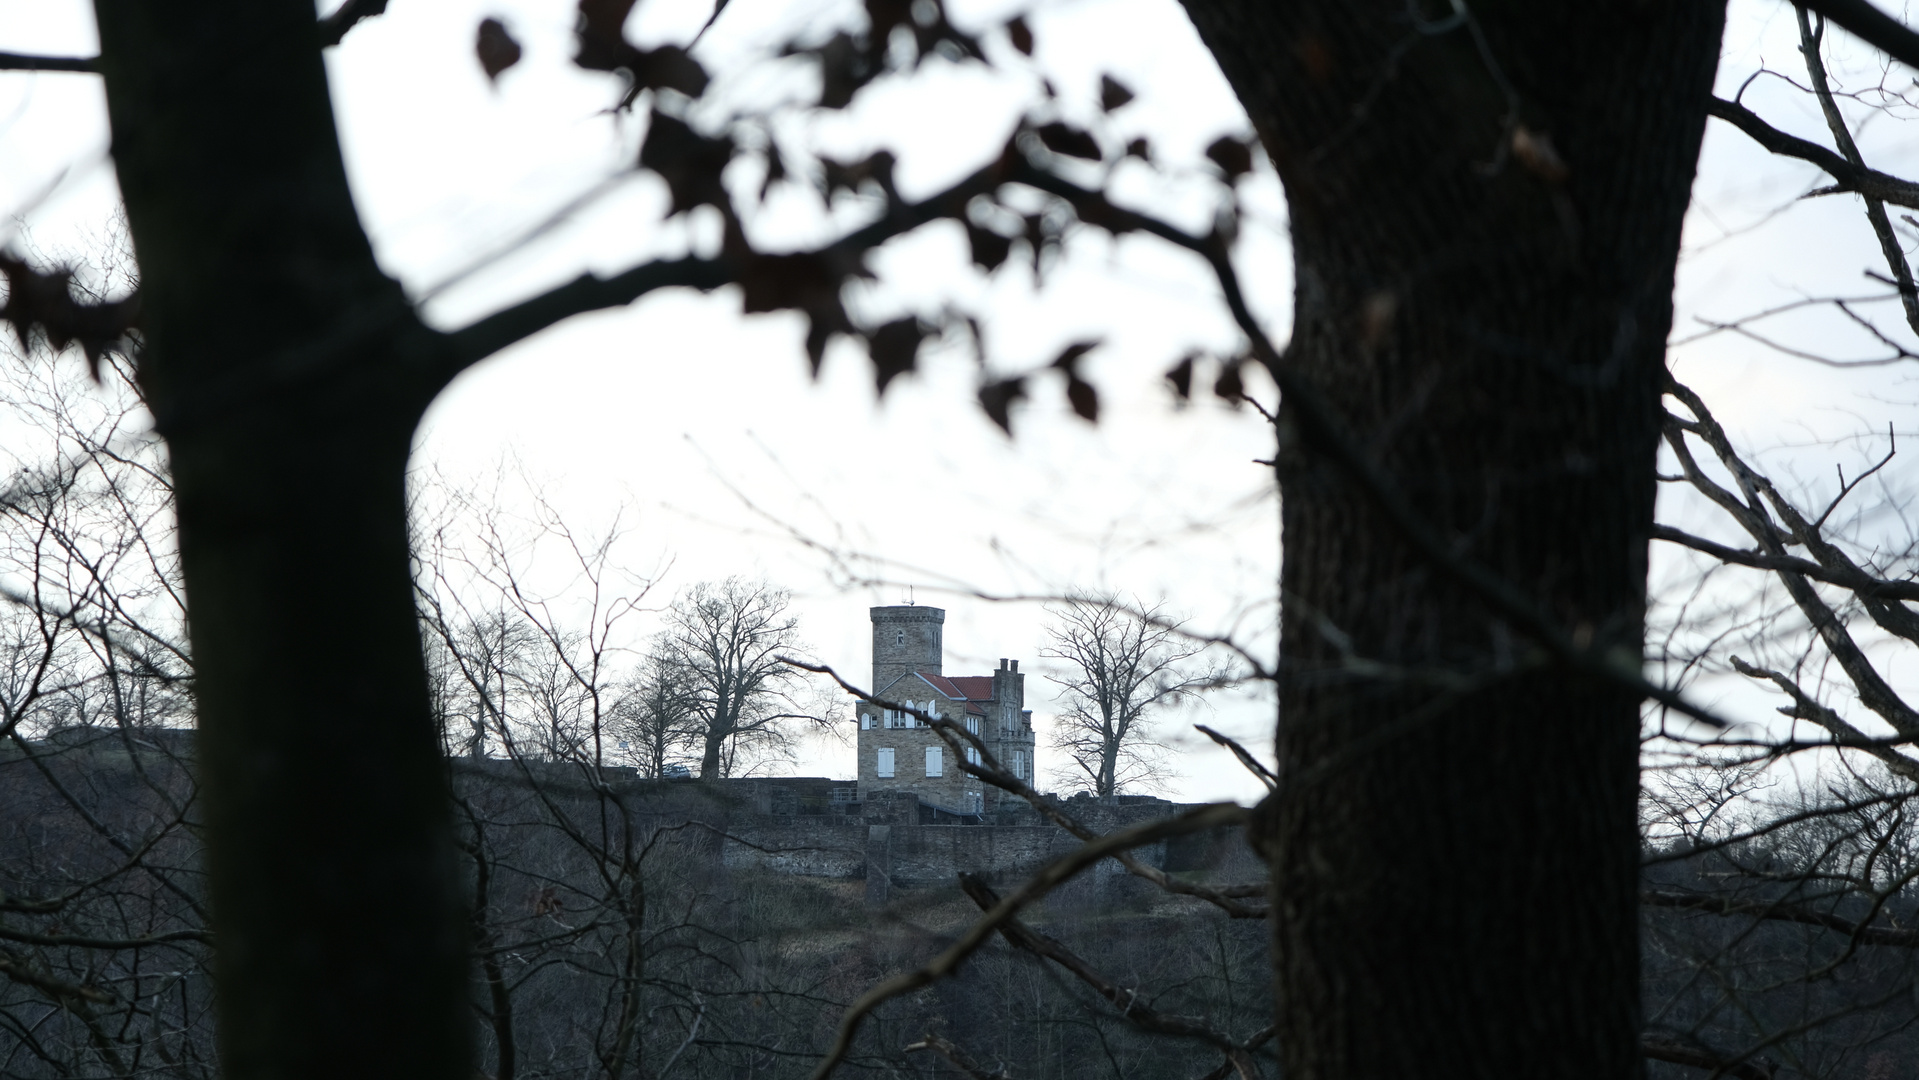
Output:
[966,746,980,766]
[925,746,942,777]
[860,712,870,730]
[965,715,979,736]
[896,630,905,645]
[1013,750,1029,781]
[877,747,895,778]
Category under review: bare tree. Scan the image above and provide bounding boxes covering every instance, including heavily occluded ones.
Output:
[413,472,657,766]
[613,651,700,778]
[1042,597,1204,798]
[656,578,825,779]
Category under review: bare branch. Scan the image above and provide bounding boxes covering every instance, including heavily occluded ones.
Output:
[1800,0,1919,74]
[1651,523,1919,601]
[317,0,391,47]
[1194,725,1276,792]
[1642,888,1919,948]
[1706,96,1919,210]
[0,52,97,73]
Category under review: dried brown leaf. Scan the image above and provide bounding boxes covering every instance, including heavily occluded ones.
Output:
[477,18,523,81]
[737,252,863,374]
[867,317,927,394]
[1049,339,1099,373]
[634,45,709,97]
[1006,15,1033,56]
[574,0,641,72]
[1213,359,1244,404]
[638,113,735,215]
[1065,374,1098,422]
[1165,353,1195,400]
[979,376,1026,434]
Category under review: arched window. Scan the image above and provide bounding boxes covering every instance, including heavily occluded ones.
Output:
[896,630,905,645]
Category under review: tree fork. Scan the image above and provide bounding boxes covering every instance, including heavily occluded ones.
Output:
[92,2,470,1077]
[1172,3,1725,1077]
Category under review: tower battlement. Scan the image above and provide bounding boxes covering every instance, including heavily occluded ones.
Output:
[869,604,945,692]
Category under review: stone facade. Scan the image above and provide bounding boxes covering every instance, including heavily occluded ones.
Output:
[855,605,1037,814]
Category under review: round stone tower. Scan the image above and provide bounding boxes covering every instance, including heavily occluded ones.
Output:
[870,605,944,693]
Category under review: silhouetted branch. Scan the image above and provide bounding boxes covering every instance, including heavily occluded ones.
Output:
[1800,0,1919,73]
[317,0,391,47]
[1652,524,1919,600]
[1194,725,1276,791]
[1642,888,1919,947]
[0,925,209,949]
[0,52,97,73]
[1706,97,1919,209]
[439,257,733,390]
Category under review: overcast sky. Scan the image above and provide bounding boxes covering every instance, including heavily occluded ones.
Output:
[4,0,1919,802]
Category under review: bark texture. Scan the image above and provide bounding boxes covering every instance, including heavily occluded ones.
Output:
[92,2,469,1077]
[1171,3,1726,1076]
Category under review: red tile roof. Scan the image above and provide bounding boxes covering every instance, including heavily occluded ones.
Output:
[946,676,996,701]
[917,672,964,698]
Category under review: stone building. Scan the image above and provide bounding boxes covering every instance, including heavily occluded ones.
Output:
[854,605,1036,814]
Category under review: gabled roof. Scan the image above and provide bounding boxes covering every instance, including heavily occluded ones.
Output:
[872,670,999,705]
[945,676,996,701]
[917,672,965,699]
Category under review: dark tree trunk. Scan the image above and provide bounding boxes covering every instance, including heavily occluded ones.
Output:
[1172,3,1725,1076]
[93,2,469,1078]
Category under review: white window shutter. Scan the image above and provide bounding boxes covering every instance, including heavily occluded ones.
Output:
[925,746,942,777]
[877,747,895,778]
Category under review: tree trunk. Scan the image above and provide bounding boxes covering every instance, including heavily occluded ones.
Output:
[1172,3,1724,1076]
[92,2,470,1078]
